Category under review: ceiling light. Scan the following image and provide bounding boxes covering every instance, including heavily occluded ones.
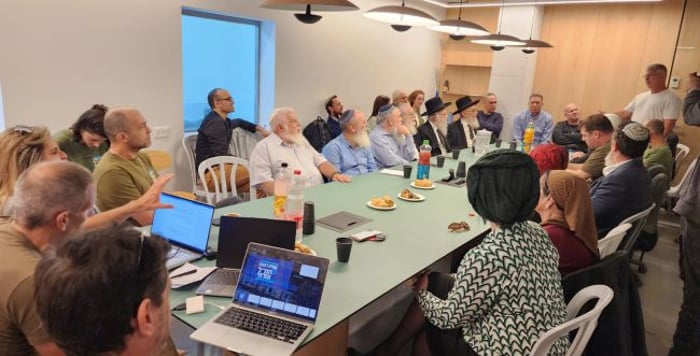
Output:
[472,33,526,47]
[423,0,662,8]
[429,0,490,38]
[364,0,440,30]
[261,0,359,24]
[520,3,553,54]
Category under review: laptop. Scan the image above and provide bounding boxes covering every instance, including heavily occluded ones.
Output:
[196,216,297,297]
[150,193,215,270]
[191,243,330,356]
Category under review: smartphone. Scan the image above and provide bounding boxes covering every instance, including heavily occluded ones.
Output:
[350,230,383,242]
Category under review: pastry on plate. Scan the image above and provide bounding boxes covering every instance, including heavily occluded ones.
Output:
[370,195,395,208]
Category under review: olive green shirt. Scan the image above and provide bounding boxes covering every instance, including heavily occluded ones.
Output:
[53,129,108,172]
[93,151,157,217]
[582,142,611,180]
[0,219,51,356]
[644,144,673,178]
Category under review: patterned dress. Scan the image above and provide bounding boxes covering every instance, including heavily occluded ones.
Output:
[418,221,570,355]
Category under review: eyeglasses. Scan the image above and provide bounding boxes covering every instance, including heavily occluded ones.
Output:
[217,97,233,102]
[12,125,33,135]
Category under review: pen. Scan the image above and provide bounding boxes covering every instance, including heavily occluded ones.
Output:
[170,269,197,279]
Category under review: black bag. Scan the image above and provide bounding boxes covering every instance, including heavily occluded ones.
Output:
[303,116,332,152]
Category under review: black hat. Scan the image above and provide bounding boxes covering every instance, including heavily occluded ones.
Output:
[452,96,480,115]
[421,96,451,117]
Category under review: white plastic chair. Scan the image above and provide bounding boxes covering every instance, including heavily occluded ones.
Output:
[667,158,696,200]
[182,133,207,198]
[616,203,655,254]
[674,143,690,171]
[198,156,255,205]
[229,128,261,160]
[598,223,632,258]
[530,285,614,356]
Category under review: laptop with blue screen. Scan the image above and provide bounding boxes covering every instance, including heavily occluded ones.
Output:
[150,193,215,270]
[191,243,330,355]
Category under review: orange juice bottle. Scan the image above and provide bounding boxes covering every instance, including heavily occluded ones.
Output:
[273,162,291,218]
[523,121,535,153]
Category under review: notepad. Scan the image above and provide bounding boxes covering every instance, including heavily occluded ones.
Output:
[316,211,372,232]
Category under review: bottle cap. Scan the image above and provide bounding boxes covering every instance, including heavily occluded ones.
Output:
[281,162,288,168]
[423,140,429,144]
[293,169,302,175]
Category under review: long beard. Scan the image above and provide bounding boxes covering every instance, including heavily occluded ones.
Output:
[436,122,448,136]
[406,123,418,136]
[288,132,310,147]
[464,117,479,129]
[353,131,371,148]
[392,127,406,145]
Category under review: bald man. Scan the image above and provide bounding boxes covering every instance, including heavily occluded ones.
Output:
[93,107,158,226]
[552,103,587,154]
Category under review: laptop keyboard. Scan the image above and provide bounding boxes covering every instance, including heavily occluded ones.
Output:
[167,248,199,270]
[208,269,240,285]
[215,307,307,343]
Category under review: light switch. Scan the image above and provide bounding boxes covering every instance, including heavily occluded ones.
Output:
[670,76,680,89]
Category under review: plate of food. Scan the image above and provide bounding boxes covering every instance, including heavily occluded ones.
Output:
[397,189,425,202]
[295,243,317,256]
[410,179,435,190]
[367,196,397,210]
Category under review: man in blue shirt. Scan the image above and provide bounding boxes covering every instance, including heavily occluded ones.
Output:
[322,109,377,176]
[370,104,418,169]
[512,93,554,146]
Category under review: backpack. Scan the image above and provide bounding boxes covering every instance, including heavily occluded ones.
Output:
[303,116,332,152]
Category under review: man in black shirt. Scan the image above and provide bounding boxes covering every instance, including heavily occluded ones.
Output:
[552,103,587,155]
[325,95,344,139]
[195,88,269,195]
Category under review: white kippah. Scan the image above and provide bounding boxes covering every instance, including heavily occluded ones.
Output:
[622,122,649,142]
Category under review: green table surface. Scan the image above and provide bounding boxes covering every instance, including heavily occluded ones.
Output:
[170,149,494,344]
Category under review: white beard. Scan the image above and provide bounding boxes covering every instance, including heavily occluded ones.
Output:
[391,127,406,145]
[436,122,448,136]
[289,132,310,147]
[407,123,418,136]
[464,117,480,129]
[354,131,371,148]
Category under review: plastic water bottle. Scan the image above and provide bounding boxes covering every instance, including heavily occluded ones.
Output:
[417,140,432,180]
[284,170,306,243]
[273,162,291,218]
[522,121,535,153]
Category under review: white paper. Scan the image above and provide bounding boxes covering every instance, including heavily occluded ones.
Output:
[379,169,403,177]
[170,263,216,289]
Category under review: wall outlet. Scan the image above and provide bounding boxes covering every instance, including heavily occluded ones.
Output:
[152,126,170,139]
[670,76,680,89]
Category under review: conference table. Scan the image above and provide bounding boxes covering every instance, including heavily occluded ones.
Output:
[169,148,493,355]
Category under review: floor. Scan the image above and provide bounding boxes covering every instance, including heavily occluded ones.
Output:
[170,211,685,356]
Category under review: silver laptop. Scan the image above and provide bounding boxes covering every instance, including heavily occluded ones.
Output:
[191,243,330,356]
[196,216,296,297]
[150,193,215,270]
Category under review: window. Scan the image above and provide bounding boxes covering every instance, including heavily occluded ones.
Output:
[182,9,260,132]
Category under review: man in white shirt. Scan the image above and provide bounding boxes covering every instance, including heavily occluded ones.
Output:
[249,107,351,196]
[619,63,682,137]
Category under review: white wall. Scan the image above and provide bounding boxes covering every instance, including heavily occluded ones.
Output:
[0,0,443,191]
[489,5,543,142]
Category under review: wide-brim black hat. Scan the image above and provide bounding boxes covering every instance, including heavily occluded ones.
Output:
[421,96,451,117]
[452,96,480,115]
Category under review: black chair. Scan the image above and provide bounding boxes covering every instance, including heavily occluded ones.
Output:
[631,165,668,273]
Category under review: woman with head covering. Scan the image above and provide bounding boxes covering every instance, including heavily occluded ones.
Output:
[536,170,599,274]
[530,143,569,175]
[374,150,569,356]
[0,125,172,228]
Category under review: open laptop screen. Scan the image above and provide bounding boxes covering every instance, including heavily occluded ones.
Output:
[151,193,214,253]
[234,244,328,323]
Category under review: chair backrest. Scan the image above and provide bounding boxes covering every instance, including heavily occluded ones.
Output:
[530,285,614,356]
[675,143,689,167]
[197,156,251,204]
[183,133,198,188]
[646,164,666,180]
[230,128,260,160]
[643,173,668,234]
[668,158,697,198]
[598,223,632,258]
[617,203,655,253]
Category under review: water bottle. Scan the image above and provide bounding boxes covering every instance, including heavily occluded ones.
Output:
[523,121,535,153]
[284,170,306,243]
[417,140,432,180]
[273,162,291,218]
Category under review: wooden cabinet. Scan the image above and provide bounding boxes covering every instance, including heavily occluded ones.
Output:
[439,7,499,107]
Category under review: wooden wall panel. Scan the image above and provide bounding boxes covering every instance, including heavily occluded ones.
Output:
[533,1,684,121]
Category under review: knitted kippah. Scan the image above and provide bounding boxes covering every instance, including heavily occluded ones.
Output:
[622,122,649,142]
